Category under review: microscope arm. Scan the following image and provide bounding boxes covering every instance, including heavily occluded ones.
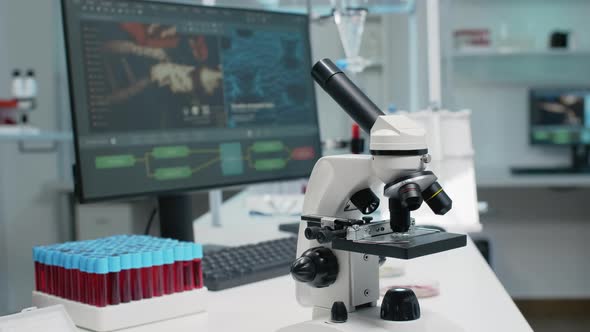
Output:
[295,154,382,310]
[301,155,381,219]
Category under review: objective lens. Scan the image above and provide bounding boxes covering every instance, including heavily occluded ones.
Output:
[399,183,423,211]
[422,182,452,215]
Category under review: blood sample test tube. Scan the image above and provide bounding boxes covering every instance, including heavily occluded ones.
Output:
[119,253,132,303]
[86,257,97,306]
[78,256,90,304]
[49,251,58,296]
[108,255,121,305]
[33,247,40,292]
[34,248,47,293]
[57,252,66,298]
[152,250,164,297]
[163,248,175,295]
[55,250,62,296]
[182,244,194,291]
[141,251,154,299]
[93,257,109,307]
[173,245,185,293]
[192,244,203,289]
[45,250,55,295]
[71,254,81,302]
[41,250,49,293]
[130,253,143,301]
[63,253,73,300]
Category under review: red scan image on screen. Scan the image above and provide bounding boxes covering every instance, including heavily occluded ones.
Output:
[120,22,179,48]
[190,36,209,61]
[291,146,315,160]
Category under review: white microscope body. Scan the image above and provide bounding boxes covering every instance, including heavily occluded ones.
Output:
[278,59,466,331]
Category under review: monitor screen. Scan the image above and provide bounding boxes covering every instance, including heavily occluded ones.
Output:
[62,0,321,202]
[530,88,590,145]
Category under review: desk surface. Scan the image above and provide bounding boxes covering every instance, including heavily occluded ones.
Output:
[82,193,532,332]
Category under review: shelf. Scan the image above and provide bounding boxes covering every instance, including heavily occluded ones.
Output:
[207,0,415,16]
[446,49,590,85]
[450,49,590,59]
[477,167,590,188]
[0,126,72,142]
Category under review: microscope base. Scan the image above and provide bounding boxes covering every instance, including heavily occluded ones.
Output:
[277,306,464,332]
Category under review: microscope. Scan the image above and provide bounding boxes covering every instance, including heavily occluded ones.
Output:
[278,59,467,332]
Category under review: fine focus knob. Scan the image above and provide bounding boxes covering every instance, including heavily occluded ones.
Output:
[290,247,338,288]
[380,288,421,321]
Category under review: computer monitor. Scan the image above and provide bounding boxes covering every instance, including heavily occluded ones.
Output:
[62,0,322,239]
[530,88,590,145]
[528,87,590,171]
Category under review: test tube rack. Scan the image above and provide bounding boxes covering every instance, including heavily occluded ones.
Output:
[31,235,208,332]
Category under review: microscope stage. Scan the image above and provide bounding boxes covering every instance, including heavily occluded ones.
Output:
[332,227,467,260]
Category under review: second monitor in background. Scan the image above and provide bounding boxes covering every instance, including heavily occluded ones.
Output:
[513,87,590,174]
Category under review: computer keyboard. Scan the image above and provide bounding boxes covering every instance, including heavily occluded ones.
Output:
[202,237,298,291]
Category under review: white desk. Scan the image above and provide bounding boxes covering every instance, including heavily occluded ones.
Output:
[78,193,532,331]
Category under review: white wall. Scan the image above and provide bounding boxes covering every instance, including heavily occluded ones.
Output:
[441,0,590,173]
[439,0,590,298]
[0,0,69,314]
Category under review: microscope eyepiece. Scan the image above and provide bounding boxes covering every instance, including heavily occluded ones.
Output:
[311,58,384,133]
[422,182,452,215]
[311,59,342,89]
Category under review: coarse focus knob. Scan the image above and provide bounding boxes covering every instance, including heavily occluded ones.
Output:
[380,288,421,321]
[290,247,338,288]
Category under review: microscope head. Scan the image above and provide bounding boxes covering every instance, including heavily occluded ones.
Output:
[311,58,452,223]
[369,115,428,184]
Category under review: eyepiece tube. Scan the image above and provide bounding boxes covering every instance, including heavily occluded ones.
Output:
[311,58,384,133]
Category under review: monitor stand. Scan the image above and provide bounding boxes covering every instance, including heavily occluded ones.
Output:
[511,145,590,175]
[158,190,224,241]
[158,194,194,241]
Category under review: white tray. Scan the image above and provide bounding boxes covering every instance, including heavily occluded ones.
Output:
[32,289,208,332]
